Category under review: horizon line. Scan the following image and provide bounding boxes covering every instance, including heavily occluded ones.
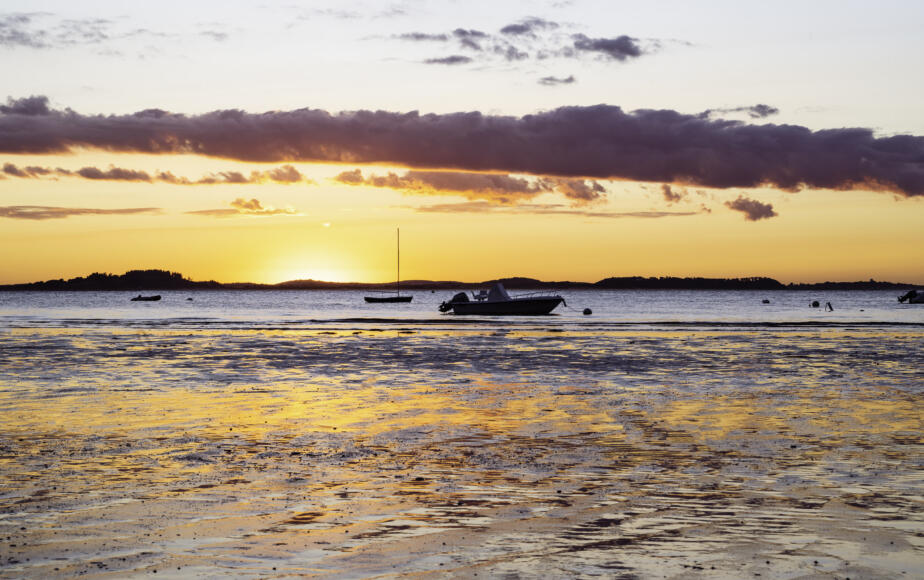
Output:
[1,269,920,288]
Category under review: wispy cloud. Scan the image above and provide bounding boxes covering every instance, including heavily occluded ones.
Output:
[3,96,922,197]
[538,75,575,86]
[0,12,227,52]
[725,195,778,221]
[416,200,701,219]
[186,197,298,218]
[2,161,312,185]
[0,205,160,220]
[699,104,780,120]
[423,55,472,65]
[333,169,605,205]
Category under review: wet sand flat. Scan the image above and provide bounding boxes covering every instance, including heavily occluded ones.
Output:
[0,325,922,578]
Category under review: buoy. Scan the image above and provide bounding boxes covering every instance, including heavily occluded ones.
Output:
[811,300,820,308]
[762,299,770,304]
[583,308,592,315]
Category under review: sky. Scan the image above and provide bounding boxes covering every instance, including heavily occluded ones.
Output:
[1,0,922,285]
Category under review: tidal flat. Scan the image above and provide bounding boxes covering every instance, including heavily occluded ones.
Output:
[1,325,921,578]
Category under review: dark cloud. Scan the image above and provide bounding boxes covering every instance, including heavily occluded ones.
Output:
[493,43,529,61]
[452,28,488,51]
[335,169,605,205]
[399,19,651,68]
[77,166,152,181]
[0,205,160,220]
[571,34,642,60]
[540,177,606,204]
[500,17,559,37]
[417,200,699,219]
[700,104,780,120]
[1,95,51,115]
[335,169,546,203]
[725,195,778,221]
[187,197,297,218]
[538,75,575,86]
[205,171,248,184]
[661,184,684,203]
[155,171,189,184]
[333,168,364,184]
[3,98,922,197]
[3,162,52,177]
[424,55,472,65]
[266,164,304,183]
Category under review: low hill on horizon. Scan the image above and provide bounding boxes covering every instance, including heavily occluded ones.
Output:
[0,269,917,292]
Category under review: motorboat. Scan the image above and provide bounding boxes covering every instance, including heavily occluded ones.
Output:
[365,227,413,303]
[898,289,924,304]
[439,282,564,315]
[130,294,161,301]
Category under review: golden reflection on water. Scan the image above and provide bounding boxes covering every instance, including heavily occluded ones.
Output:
[0,326,921,578]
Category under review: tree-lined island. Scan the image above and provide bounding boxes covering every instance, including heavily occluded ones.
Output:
[0,269,915,292]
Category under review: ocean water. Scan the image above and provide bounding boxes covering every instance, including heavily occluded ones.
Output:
[1,288,921,328]
[0,289,922,578]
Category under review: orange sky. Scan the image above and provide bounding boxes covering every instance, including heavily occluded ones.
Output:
[1,2,923,285]
[1,151,921,285]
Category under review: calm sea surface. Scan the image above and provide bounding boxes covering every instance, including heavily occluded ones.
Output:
[1,288,921,578]
[1,288,921,328]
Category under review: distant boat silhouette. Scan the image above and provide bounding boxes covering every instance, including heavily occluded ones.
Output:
[898,289,924,304]
[130,294,161,302]
[365,228,413,303]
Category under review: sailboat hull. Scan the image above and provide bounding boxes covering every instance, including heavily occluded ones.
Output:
[364,295,413,303]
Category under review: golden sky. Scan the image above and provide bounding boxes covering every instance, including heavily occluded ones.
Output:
[1,1,922,284]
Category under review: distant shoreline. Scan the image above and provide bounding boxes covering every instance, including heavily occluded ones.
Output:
[0,269,917,292]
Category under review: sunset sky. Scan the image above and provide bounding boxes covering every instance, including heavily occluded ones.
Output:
[1,0,922,284]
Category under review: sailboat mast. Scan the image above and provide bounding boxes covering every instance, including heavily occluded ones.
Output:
[397,227,400,296]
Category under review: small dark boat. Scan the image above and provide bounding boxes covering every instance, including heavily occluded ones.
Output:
[364,227,413,304]
[130,294,161,302]
[364,295,413,303]
[439,282,564,315]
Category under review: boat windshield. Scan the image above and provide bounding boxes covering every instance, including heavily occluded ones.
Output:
[487,283,511,301]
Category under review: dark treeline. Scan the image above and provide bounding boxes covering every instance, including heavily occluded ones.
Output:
[1,270,222,291]
[593,276,784,290]
[0,270,915,291]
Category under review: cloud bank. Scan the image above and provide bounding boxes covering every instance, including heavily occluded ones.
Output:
[2,96,922,197]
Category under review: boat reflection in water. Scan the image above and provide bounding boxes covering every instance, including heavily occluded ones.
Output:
[439,282,564,315]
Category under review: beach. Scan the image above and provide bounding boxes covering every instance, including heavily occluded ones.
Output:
[0,291,922,578]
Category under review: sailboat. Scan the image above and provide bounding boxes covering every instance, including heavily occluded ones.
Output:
[364,228,413,303]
